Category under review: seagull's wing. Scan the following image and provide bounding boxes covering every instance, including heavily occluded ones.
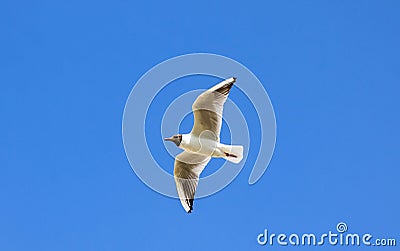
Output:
[191,77,236,139]
[174,151,211,213]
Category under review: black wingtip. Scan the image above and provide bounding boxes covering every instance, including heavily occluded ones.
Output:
[189,199,193,213]
[185,198,194,214]
[215,79,235,96]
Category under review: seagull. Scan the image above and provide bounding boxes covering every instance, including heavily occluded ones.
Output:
[164,77,244,213]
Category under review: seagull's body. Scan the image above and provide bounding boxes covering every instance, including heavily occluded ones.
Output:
[164,77,243,213]
[179,134,234,159]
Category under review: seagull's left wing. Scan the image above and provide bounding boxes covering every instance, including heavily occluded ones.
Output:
[191,77,236,139]
[174,151,211,213]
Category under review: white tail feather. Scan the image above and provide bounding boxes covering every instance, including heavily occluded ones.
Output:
[220,145,243,164]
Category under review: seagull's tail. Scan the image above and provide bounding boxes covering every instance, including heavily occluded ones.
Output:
[221,144,244,164]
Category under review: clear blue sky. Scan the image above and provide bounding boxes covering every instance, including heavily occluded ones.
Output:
[1,1,399,250]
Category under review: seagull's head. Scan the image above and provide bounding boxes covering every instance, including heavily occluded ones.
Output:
[164,134,182,147]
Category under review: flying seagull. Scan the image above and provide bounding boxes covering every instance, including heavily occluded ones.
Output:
[164,77,243,213]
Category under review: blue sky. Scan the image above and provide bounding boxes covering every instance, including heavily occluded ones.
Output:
[1,1,399,250]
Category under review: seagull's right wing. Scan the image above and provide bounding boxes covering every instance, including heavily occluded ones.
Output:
[191,77,236,139]
[174,151,211,213]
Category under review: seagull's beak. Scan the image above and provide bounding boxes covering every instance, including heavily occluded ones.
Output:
[164,137,173,141]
